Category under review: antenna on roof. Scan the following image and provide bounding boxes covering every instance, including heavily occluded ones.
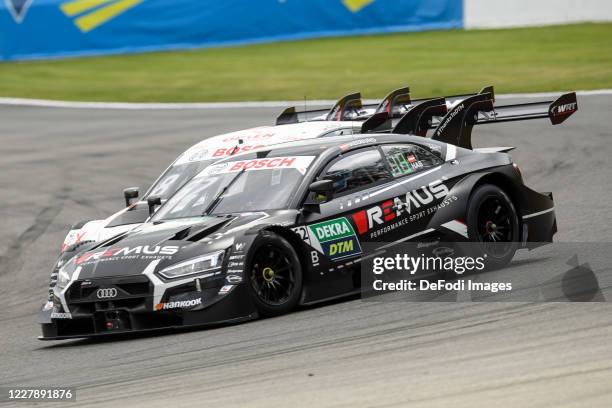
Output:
[229,138,244,156]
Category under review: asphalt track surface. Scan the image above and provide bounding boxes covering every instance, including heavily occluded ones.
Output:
[0,95,611,407]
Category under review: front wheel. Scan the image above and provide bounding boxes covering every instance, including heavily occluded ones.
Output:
[466,184,520,270]
[247,232,303,317]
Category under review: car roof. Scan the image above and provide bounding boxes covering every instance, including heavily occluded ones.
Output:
[173,121,360,166]
[212,133,448,161]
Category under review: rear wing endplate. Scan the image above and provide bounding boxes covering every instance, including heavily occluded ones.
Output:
[392,97,448,136]
[277,85,414,127]
[275,92,362,125]
[325,92,363,121]
[430,92,578,149]
[360,86,411,133]
[276,106,328,125]
[374,86,411,115]
[390,86,494,136]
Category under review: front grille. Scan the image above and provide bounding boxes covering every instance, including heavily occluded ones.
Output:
[116,281,150,295]
[67,275,151,301]
[66,275,152,314]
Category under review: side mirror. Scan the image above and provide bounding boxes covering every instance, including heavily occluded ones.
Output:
[123,187,139,207]
[147,195,162,216]
[309,179,334,195]
[303,180,335,213]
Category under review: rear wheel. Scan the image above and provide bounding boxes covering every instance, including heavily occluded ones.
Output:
[248,232,302,317]
[466,184,519,269]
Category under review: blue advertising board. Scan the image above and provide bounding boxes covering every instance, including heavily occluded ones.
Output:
[0,0,463,60]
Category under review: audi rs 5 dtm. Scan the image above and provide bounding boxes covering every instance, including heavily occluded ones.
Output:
[39,90,577,339]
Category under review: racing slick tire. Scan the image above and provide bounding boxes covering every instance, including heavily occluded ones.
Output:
[247,231,303,317]
[466,184,520,270]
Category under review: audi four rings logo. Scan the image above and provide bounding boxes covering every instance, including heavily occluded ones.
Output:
[96,288,118,299]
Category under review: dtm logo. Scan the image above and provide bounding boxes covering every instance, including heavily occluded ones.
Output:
[5,0,32,23]
[307,217,362,260]
[96,288,118,299]
[551,102,577,116]
[352,180,449,235]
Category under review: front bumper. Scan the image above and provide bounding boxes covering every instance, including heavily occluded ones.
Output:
[38,276,256,340]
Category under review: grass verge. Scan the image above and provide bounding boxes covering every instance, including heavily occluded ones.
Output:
[0,23,610,102]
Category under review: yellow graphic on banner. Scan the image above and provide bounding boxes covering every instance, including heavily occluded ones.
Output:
[342,0,375,13]
[60,0,143,32]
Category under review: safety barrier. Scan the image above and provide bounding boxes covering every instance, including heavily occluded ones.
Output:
[464,0,612,28]
[0,0,462,60]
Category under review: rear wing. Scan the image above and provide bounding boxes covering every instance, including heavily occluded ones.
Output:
[363,86,494,134]
[276,92,363,125]
[276,86,411,126]
[391,97,448,136]
[359,86,411,133]
[275,106,314,126]
[325,92,363,121]
[277,85,495,129]
[428,92,578,149]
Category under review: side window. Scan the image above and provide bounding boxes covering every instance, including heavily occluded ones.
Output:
[381,144,443,177]
[321,148,391,196]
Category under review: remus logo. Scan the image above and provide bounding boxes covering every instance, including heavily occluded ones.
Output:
[352,180,449,235]
[75,245,179,265]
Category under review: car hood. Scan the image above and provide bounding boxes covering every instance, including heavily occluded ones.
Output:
[64,211,297,279]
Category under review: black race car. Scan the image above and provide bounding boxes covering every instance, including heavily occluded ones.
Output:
[39,91,577,339]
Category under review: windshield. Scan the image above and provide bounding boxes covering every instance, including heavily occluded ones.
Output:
[145,159,216,200]
[152,156,315,220]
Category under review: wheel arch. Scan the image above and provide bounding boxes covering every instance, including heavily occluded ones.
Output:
[246,225,309,313]
[435,169,526,241]
[260,225,312,290]
[471,172,524,219]
[464,171,526,242]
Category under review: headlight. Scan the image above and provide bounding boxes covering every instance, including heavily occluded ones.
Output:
[158,250,225,279]
[56,265,72,289]
[55,257,66,269]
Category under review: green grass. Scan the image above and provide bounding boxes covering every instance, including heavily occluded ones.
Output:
[1,23,611,102]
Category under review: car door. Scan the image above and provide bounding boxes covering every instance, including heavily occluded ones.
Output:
[298,147,398,265]
[364,143,449,242]
[295,143,449,301]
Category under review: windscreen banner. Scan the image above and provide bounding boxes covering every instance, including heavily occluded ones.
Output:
[0,0,463,61]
